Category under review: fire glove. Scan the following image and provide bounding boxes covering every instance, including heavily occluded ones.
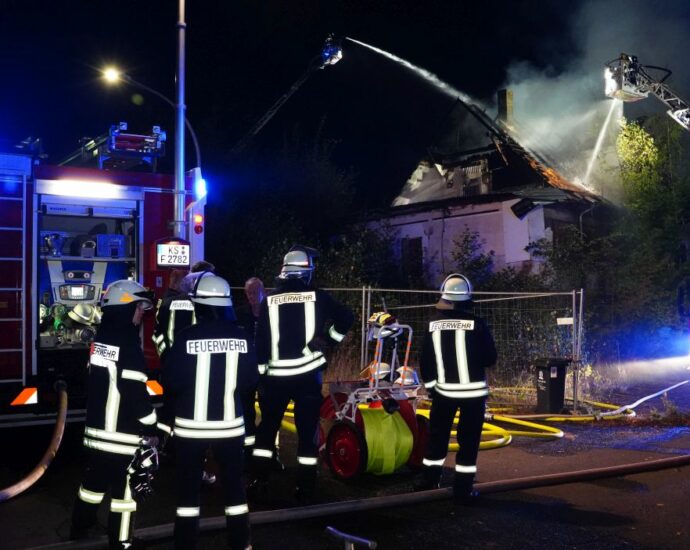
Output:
[127,442,160,502]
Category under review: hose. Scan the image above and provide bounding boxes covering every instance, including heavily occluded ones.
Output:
[496,379,689,421]
[0,383,68,502]
[30,453,690,549]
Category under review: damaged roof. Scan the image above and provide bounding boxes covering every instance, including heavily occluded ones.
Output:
[392,98,598,207]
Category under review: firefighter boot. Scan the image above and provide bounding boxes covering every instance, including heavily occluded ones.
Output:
[453,473,479,505]
[413,466,442,492]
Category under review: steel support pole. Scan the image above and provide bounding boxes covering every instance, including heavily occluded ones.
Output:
[174,0,187,239]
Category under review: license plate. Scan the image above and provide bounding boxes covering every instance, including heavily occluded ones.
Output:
[157,244,190,266]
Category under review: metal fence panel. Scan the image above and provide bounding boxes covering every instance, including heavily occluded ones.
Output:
[231,286,582,385]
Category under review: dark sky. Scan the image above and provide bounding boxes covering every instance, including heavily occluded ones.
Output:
[2,1,687,207]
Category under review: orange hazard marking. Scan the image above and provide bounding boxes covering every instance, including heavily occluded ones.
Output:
[11,387,38,406]
[146,380,164,396]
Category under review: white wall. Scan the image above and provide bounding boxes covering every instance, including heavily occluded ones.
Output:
[370,198,549,284]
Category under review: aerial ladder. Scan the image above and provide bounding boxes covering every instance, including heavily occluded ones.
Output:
[605,53,690,131]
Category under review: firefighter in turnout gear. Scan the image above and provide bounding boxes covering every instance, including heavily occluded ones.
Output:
[163,274,259,550]
[152,269,191,362]
[416,274,497,504]
[250,245,354,501]
[70,280,156,549]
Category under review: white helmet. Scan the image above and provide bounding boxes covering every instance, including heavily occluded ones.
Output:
[394,367,419,386]
[360,361,391,381]
[190,274,233,307]
[67,303,99,325]
[101,280,154,310]
[279,245,318,281]
[440,273,472,302]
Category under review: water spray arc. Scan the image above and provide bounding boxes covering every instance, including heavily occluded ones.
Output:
[345,37,473,104]
[583,99,621,189]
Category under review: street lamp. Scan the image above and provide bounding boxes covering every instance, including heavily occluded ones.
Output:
[101,66,202,174]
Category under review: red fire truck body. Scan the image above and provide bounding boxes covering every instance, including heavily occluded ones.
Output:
[0,152,206,426]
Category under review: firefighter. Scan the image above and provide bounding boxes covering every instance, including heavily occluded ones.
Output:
[415,273,497,504]
[152,261,215,362]
[70,280,157,549]
[155,264,217,485]
[152,268,191,362]
[163,274,258,550]
[250,245,354,501]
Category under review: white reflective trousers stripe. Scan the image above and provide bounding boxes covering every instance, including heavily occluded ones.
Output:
[423,458,445,467]
[78,485,104,504]
[297,456,318,466]
[225,504,249,516]
[177,507,201,517]
[117,475,135,543]
[253,448,273,458]
[455,464,477,474]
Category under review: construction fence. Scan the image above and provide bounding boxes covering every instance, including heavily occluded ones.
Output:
[232,286,584,386]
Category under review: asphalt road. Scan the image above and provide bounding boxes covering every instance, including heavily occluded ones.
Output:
[1,371,688,550]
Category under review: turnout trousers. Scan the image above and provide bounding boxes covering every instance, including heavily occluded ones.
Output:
[71,449,137,549]
[422,394,486,496]
[252,371,322,491]
[174,435,249,550]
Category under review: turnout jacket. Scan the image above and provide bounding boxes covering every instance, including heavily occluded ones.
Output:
[163,318,259,439]
[83,308,157,456]
[255,278,354,377]
[420,306,497,399]
[152,288,196,359]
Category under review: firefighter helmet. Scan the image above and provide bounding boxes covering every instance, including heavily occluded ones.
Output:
[67,303,99,325]
[367,311,402,339]
[101,280,154,310]
[394,366,419,386]
[190,274,233,307]
[360,361,391,381]
[439,273,472,302]
[279,245,318,282]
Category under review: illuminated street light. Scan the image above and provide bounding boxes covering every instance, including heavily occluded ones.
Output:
[100,66,202,172]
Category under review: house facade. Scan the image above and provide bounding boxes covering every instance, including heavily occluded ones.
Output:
[367,94,603,286]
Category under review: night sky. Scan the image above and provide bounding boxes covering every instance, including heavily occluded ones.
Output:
[1,1,689,208]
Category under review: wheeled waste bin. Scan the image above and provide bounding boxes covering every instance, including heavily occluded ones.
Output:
[533,357,570,413]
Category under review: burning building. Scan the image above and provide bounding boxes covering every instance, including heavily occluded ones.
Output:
[368,91,608,285]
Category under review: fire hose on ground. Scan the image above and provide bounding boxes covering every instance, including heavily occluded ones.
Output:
[29,453,690,550]
[0,382,69,502]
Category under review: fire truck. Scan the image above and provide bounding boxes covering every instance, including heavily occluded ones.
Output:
[0,125,206,428]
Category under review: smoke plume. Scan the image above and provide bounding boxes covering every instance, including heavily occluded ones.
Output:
[501,0,690,200]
